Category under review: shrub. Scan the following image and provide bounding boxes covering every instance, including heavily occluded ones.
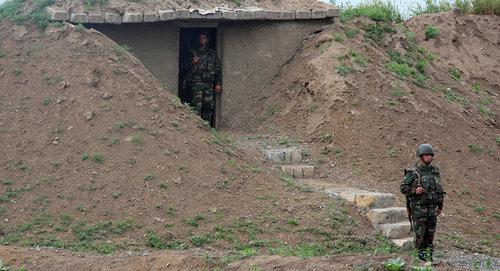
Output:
[340,0,402,22]
[424,25,439,40]
[385,62,413,79]
[411,0,453,16]
[364,22,395,42]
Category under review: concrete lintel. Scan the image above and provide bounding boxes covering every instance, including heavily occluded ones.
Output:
[46,6,69,21]
[70,13,89,23]
[206,10,222,19]
[123,12,143,23]
[235,10,251,20]
[175,9,190,19]
[105,12,122,24]
[326,8,340,17]
[295,10,312,20]
[311,10,326,19]
[281,11,296,20]
[267,11,282,20]
[88,13,104,23]
[143,11,159,22]
[250,10,268,20]
[221,10,237,19]
[190,10,207,19]
[158,10,175,20]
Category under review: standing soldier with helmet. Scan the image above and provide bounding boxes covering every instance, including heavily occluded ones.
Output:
[183,32,222,127]
[400,144,446,262]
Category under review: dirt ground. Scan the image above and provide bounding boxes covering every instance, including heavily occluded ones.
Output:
[0,3,499,270]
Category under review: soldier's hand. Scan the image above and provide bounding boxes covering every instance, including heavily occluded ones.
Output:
[192,56,200,64]
[415,186,424,195]
[214,84,222,93]
[437,208,442,216]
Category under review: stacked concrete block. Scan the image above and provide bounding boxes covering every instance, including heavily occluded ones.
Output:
[265,147,302,164]
[326,8,340,17]
[105,12,122,24]
[311,10,326,19]
[175,9,190,19]
[143,12,159,22]
[295,10,312,19]
[235,10,252,20]
[88,13,104,23]
[46,6,69,21]
[280,165,315,178]
[158,10,175,21]
[70,13,89,23]
[122,12,143,23]
[206,11,222,19]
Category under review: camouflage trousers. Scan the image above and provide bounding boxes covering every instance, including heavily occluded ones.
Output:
[411,204,438,253]
[187,82,215,125]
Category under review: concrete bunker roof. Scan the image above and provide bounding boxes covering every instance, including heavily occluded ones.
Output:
[46,5,340,24]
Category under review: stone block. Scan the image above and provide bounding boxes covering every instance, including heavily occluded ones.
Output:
[208,11,221,19]
[267,11,282,20]
[280,165,315,178]
[190,10,206,19]
[326,8,340,17]
[70,13,89,23]
[158,10,175,20]
[105,12,122,24]
[46,6,69,21]
[338,191,357,202]
[175,9,190,19]
[281,11,296,20]
[88,13,104,23]
[354,192,396,208]
[311,10,326,19]
[235,10,251,20]
[392,237,414,251]
[265,147,302,164]
[143,11,159,22]
[221,10,237,19]
[380,222,412,239]
[295,10,312,20]
[123,12,143,23]
[367,207,407,225]
[251,10,267,20]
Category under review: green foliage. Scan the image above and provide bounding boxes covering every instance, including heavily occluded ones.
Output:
[496,136,500,146]
[333,33,344,43]
[424,25,439,40]
[335,62,355,75]
[143,173,155,181]
[472,83,481,93]
[384,258,406,271]
[0,0,54,29]
[112,44,131,61]
[478,105,493,117]
[145,230,166,249]
[83,0,108,10]
[411,0,453,15]
[344,28,358,38]
[449,68,462,81]
[185,214,205,227]
[190,234,213,247]
[468,144,482,154]
[470,0,500,15]
[443,88,466,105]
[92,153,104,163]
[386,62,412,79]
[340,0,402,22]
[479,97,492,106]
[363,22,395,42]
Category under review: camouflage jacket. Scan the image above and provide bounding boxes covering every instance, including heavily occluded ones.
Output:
[400,162,445,208]
[184,47,222,85]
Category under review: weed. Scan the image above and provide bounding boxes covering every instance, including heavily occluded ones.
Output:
[84,0,108,10]
[387,100,399,107]
[472,83,481,93]
[115,122,127,131]
[383,258,405,271]
[131,135,143,145]
[1,179,13,186]
[416,59,428,74]
[473,204,486,213]
[424,25,439,40]
[113,44,131,61]
[92,153,104,163]
[14,68,22,76]
[75,204,88,212]
[42,97,51,106]
[321,132,334,143]
[443,88,466,104]
[478,105,494,118]
[449,68,462,81]
[111,191,121,199]
[280,173,294,187]
[411,0,453,15]
[145,230,166,249]
[344,28,358,38]
[340,0,402,22]
[0,50,4,58]
[386,62,413,79]
[82,153,89,161]
[167,206,177,216]
[335,62,355,75]
[190,234,213,247]
[479,97,492,106]
[0,0,54,30]
[287,218,299,226]
[257,105,278,122]
[143,173,155,181]
[333,33,344,43]
[414,73,427,87]
[349,50,368,67]
[364,22,395,43]
[496,136,500,146]
[468,144,482,154]
[159,181,168,189]
[390,86,404,97]
[185,214,205,227]
[60,214,72,226]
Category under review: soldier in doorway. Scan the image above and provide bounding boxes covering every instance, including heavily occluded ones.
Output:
[400,144,446,262]
[183,32,222,127]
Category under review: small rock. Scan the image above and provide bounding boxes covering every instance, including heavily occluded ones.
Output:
[56,98,65,104]
[51,140,59,145]
[101,92,113,100]
[174,176,182,184]
[83,110,94,121]
[60,81,71,89]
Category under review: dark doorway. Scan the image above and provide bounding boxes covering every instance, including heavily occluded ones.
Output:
[178,27,217,104]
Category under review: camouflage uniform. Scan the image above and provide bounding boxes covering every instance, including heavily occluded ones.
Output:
[184,46,222,125]
[400,162,445,260]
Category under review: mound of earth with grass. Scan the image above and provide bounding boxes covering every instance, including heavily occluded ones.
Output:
[53,0,330,13]
[0,20,413,270]
[226,10,499,256]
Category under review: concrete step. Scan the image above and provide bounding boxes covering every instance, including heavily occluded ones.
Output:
[392,237,414,251]
[380,221,412,239]
[326,188,396,208]
[265,147,302,165]
[368,207,408,225]
[280,165,315,178]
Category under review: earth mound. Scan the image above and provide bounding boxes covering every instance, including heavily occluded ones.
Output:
[227,10,499,256]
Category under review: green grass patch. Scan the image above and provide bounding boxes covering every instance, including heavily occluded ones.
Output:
[385,62,413,79]
[92,153,104,163]
[424,25,439,40]
[340,0,402,22]
[0,0,54,29]
[335,62,355,75]
[363,22,395,42]
[449,68,462,81]
[411,0,453,16]
[83,0,108,10]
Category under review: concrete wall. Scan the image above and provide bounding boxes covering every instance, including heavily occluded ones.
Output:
[220,20,327,125]
[90,22,179,93]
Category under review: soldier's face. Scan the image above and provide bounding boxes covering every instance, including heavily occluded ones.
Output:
[199,34,208,47]
[420,154,433,164]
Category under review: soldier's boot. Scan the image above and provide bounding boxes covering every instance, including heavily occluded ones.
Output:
[418,250,426,262]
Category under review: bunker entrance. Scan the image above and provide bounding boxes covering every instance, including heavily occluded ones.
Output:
[178,27,218,105]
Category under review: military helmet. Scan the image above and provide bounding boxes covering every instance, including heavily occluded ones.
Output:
[416,144,434,157]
